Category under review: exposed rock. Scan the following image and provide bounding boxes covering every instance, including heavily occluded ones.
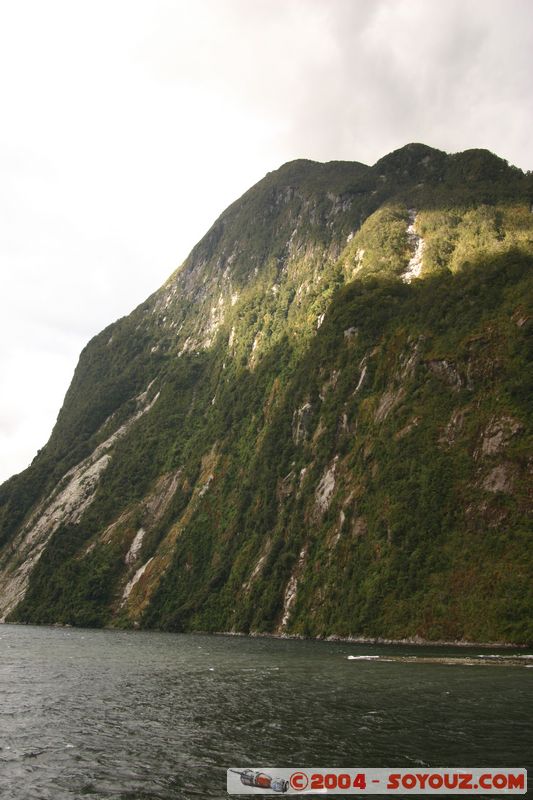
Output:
[125,528,145,566]
[425,359,464,391]
[297,465,311,498]
[120,445,220,620]
[375,388,406,422]
[398,336,424,380]
[512,309,529,327]
[477,415,524,458]
[354,359,368,395]
[142,469,182,524]
[482,463,517,494]
[0,385,159,622]
[352,247,365,275]
[373,340,423,423]
[277,470,295,501]
[280,545,307,630]
[122,558,154,603]
[96,467,182,562]
[315,457,338,514]
[439,407,468,446]
[292,401,313,445]
[344,326,358,340]
[395,416,420,440]
[198,474,214,497]
[242,539,272,594]
[402,210,424,283]
[281,575,298,628]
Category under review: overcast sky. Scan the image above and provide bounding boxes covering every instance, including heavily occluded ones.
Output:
[1,0,532,483]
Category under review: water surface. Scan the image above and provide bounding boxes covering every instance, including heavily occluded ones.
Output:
[0,625,531,798]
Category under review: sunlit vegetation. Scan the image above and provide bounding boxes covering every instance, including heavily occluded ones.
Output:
[3,144,533,643]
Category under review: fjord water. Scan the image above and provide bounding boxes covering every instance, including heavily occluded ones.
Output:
[1,626,530,799]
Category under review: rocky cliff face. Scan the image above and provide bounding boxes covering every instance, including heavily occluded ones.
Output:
[1,143,532,643]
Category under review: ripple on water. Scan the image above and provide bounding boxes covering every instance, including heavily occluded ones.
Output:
[0,626,531,798]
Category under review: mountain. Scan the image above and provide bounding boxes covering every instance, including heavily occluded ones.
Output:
[1,143,532,644]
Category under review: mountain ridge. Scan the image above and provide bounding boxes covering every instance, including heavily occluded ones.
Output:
[1,143,532,643]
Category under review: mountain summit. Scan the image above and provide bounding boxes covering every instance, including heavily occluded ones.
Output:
[1,144,532,643]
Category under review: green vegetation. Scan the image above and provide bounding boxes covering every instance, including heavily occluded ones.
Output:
[2,144,532,643]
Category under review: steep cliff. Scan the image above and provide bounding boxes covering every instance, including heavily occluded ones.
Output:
[1,143,532,643]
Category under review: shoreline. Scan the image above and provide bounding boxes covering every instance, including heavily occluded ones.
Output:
[3,620,529,649]
[211,629,529,649]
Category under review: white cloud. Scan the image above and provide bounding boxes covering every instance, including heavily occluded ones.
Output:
[0,0,532,482]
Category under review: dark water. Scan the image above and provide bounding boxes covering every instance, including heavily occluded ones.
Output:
[0,625,531,799]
